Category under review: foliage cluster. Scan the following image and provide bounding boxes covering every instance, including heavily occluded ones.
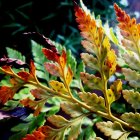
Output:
[0,1,140,140]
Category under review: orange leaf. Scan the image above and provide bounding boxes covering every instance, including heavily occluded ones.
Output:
[75,4,96,43]
[0,86,15,104]
[58,50,67,69]
[114,3,139,42]
[22,130,46,140]
[20,98,45,116]
[66,67,73,85]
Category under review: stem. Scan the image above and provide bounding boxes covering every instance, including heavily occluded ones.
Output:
[0,67,134,130]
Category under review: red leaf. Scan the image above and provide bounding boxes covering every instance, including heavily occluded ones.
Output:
[42,48,60,62]
[114,3,130,23]
[17,72,30,81]
[0,86,15,104]
[30,60,36,76]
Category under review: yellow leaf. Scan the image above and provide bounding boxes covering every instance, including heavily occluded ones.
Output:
[107,89,115,105]
[65,67,73,85]
[104,50,117,79]
[49,80,68,94]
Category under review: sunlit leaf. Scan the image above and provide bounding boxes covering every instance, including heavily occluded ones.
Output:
[104,49,117,79]
[68,117,83,140]
[49,80,68,94]
[122,68,140,88]
[65,67,73,85]
[104,22,119,45]
[123,90,140,109]
[114,3,140,56]
[123,52,140,70]
[101,36,111,64]
[121,113,140,131]
[79,92,106,112]
[96,121,128,139]
[61,102,83,117]
[80,72,103,90]
[107,89,116,105]
[47,115,69,128]
[81,53,99,71]
[109,79,122,103]
[58,50,67,69]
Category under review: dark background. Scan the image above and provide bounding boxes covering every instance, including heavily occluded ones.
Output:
[0,0,139,60]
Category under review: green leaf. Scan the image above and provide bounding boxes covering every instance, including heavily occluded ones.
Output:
[79,92,106,112]
[84,126,96,140]
[122,68,140,88]
[123,52,140,71]
[67,49,77,75]
[31,40,50,81]
[81,53,99,71]
[14,87,33,100]
[75,61,85,79]
[80,72,103,90]
[47,115,69,128]
[121,113,140,131]
[11,123,28,132]
[10,113,45,140]
[123,90,140,109]
[9,129,27,140]
[6,47,25,62]
[60,102,83,117]
[96,121,128,139]
[28,113,46,133]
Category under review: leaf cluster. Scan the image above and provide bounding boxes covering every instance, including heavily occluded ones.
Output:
[0,1,140,140]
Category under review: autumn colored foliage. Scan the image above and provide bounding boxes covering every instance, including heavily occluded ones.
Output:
[0,1,140,140]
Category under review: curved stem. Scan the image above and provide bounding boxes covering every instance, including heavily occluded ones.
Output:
[0,67,134,130]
